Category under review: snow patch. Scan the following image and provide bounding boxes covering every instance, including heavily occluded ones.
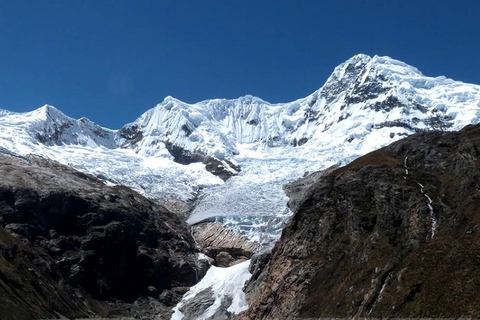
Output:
[171,260,251,320]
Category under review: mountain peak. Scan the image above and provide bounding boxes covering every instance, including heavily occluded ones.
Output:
[370,55,423,77]
[330,54,423,84]
[330,54,371,83]
[345,53,372,64]
[39,104,60,113]
[237,94,268,103]
[161,95,184,105]
[34,104,70,121]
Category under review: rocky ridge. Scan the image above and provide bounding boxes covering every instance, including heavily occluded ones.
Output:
[0,151,205,319]
[242,123,480,319]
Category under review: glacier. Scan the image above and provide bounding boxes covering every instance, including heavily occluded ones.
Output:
[1,54,479,246]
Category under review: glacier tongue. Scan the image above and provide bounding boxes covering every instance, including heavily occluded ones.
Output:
[187,145,341,247]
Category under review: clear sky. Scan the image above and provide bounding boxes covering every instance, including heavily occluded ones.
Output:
[0,0,479,128]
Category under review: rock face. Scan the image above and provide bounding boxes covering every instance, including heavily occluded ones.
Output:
[282,165,339,212]
[242,123,480,319]
[192,222,259,267]
[0,153,202,319]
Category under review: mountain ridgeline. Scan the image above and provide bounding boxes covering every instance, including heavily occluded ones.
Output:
[1,54,480,185]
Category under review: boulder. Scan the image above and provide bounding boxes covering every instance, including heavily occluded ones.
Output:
[192,222,258,267]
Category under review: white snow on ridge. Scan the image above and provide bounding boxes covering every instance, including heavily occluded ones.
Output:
[0,105,222,202]
[129,54,480,162]
[0,105,117,149]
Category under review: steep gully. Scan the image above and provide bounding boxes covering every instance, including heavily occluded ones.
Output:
[404,156,437,239]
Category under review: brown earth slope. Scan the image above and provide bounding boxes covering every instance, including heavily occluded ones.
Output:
[0,153,202,319]
[243,124,480,319]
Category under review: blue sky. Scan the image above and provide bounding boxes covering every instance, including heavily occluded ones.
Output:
[0,0,479,128]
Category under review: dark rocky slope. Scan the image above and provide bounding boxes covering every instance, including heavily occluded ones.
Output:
[242,123,480,319]
[0,153,203,319]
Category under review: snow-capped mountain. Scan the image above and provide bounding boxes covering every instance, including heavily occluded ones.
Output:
[1,54,479,243]
[118,54,480,163]
[0,104,116,151]
[2,53,480,320]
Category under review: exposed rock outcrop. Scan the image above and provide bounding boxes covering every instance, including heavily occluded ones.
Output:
[0,153,202,319]
[164,142,241,182]
[283,164,340,212]
[242,123,480,319]
[192,222,258,267]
